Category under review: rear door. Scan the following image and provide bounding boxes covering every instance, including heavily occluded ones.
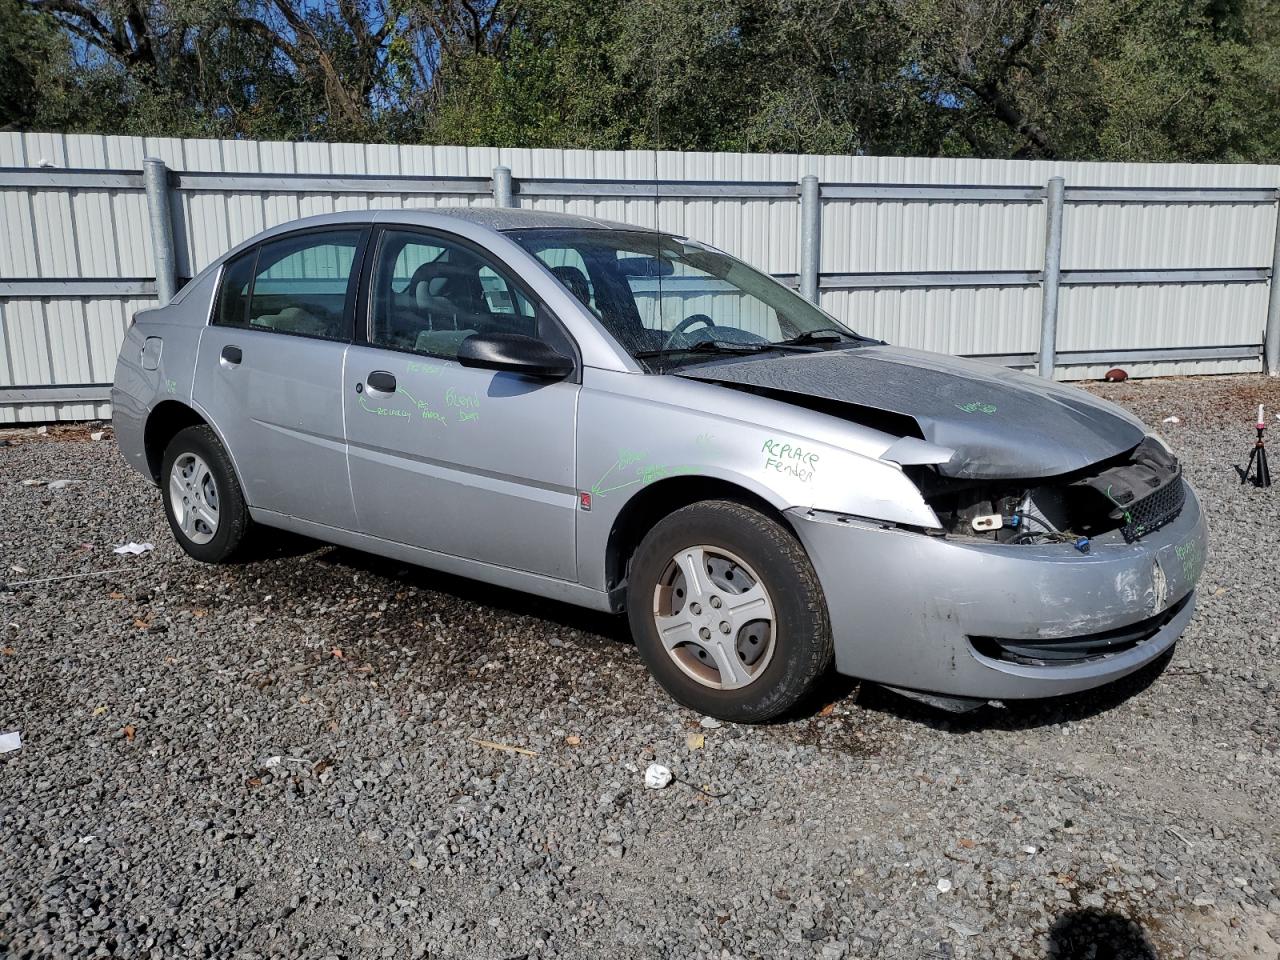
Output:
[194,227,368,529]
[342,227,580,580]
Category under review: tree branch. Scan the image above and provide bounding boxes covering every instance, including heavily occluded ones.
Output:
[971,79,1056,156]
[269,0,367,125]
[228,16,304,65]
[26,0,126,59]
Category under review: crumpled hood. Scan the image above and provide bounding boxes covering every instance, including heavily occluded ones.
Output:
[677,345,1147,480]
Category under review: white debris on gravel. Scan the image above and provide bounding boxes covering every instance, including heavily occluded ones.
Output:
[1,375,1279,960]
[0,731,21,754]
[643,763,673,790]
[111,542,154,555]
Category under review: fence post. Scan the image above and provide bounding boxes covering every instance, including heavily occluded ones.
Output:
[1266,194,1280,375]
[799,174,821,304]
[493,165,515,208]
[143,157,177,305]
[1038,176,1065,379]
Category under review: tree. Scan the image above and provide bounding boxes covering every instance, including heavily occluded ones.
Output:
[16,0,397,139]
[9,0,1280,162]
[0,0,69,131]
[892,0,1280,160]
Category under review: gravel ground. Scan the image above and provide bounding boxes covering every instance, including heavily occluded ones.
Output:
[2,374,1279,960]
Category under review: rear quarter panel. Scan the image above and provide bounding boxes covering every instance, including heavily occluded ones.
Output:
[111,271,219,482]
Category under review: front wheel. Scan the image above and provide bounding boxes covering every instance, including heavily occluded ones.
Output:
[626,500,833,723]
[160,424,251,563]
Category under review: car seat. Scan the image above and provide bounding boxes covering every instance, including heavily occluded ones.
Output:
[250,306,333,336]
[551,265,592,308]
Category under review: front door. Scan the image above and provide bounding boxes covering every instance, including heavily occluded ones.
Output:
[194,227,367,529]
[343,228,580,581]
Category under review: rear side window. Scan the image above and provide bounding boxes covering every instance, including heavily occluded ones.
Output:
[214,250,256,327]
[213,229,365,341]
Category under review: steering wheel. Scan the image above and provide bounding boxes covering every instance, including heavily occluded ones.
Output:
[662,314,717,350]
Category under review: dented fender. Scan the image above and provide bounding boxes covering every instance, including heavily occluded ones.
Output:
[572,368,941,592]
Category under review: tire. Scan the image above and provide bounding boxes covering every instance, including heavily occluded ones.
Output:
[626,500,833,723]
[160,424,251,563]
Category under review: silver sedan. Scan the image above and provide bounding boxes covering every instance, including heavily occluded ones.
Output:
[112,208,1207,721]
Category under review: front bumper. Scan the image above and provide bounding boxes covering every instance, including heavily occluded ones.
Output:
[787,480,1207,700]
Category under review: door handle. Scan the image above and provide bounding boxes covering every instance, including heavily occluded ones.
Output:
[220,345,243,366]
[366,370,397,394]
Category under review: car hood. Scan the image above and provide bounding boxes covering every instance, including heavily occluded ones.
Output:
[676,345,1147,480]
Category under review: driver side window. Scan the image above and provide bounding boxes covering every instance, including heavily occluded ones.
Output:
[369,229,542,360]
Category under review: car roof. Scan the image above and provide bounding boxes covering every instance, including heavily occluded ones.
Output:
[190,206,662,296]
[242,206,646,241]
[423,207,642,232]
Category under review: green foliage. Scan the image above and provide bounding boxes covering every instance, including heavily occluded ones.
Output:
[423,0,629,148]
[893,0,1280,161]
[12,0,1280,162]
[0,0,68,131]
[426,32,587,147]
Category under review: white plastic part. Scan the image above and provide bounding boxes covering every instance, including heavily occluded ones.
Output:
[971,514,1003,532]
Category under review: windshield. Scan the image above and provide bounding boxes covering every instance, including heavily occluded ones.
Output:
[505,228,868,371]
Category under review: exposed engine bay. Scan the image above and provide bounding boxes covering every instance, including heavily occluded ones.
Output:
[912,437,1184,547]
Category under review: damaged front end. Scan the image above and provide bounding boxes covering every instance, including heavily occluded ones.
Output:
[679,346,1206,704]
[787,437,1206,703]
[910,437,1185,548]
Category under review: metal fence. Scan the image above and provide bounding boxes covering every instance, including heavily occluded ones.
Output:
[2,132,1279,423]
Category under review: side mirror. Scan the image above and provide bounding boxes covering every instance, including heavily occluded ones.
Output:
[457,332,574,379]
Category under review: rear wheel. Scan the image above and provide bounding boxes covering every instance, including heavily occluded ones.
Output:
[626,500,832,723]
[161,425,251,562]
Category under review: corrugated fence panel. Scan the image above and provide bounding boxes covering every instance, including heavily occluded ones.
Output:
[1064,202,1276,270]
[0,296,148,423]
[1058,282,1266,380]
[823,285,1043,358]
[2,132,1279,422]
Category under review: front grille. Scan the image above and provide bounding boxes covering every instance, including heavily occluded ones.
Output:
[1119,477,1185,543]
[970,593,1191,665]
[1074,437,1185,542]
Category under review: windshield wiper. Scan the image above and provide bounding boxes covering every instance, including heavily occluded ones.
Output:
[774,326,858,346]
[634,340,777,360]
